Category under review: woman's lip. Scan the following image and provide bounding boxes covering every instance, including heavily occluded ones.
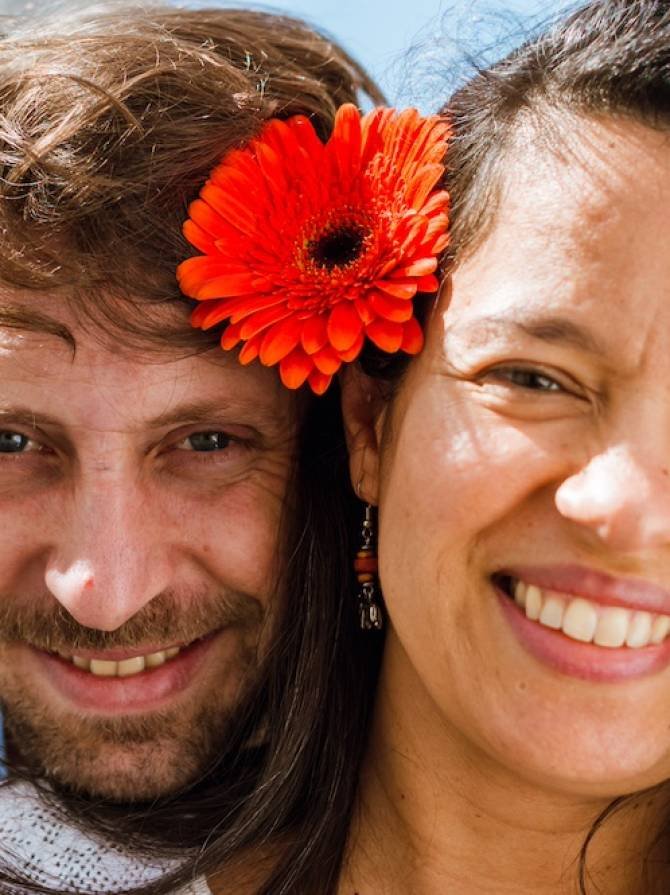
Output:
[496,586,670,682]
[501,564,670,615]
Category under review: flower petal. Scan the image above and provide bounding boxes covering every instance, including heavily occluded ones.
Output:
[354,298,375,325]
[338,330,365,363]
[331,103,362,184]
[182,220,218,255]
[220,321,243,350]
[239,333,263,365]
[201,183,259,238]
[287,115,325,164]
[369,291,414,323]
[308,370,334,395]
[416,274,439,293]
[366,319,404,353]
[300,314,329,354]
[312,345,342,375]
[405,164,446,211]
[239,305,293,340]
[195,272,268,301]
[401,317,424,354]
[227,292,286,324]
[279,348,314,389]
[259,316,302,365]
[374,280,418,300]
[179,105,450,392]
[390,257,438,279]
[191,300,235,331]
[327,302,364,352]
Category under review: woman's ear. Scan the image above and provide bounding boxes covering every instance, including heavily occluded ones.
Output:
[340,364,387,506]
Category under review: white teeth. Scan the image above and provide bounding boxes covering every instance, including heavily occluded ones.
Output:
[625,612,653,648]
[117,656,146,677]
[594,608,630,648]
[511,579,670,649]
[539,594,564,630]
[562,598,598,643]
[651,616,670,644]
[89,659,117,677]
[71,646,182,678]
[525,586,543,621]
[514,581,527,608]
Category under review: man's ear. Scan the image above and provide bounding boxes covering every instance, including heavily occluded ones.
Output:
[340,364,387,506]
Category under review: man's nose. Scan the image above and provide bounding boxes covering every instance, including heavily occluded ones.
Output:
[44,476,172,631]
[555,443,670,553]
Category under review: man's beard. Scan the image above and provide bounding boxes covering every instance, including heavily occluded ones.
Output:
[0,588,266,802]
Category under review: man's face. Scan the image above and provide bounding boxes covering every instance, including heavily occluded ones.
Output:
[0,295,297,800]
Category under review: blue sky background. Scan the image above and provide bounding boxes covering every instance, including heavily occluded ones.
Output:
[192,0,574,110]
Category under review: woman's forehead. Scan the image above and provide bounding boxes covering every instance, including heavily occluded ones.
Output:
[441,116,670,349]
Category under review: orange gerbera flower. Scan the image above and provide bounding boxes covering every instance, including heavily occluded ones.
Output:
[177,104,451,394]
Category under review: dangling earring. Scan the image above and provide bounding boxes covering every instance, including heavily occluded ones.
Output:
[354,502,383,631]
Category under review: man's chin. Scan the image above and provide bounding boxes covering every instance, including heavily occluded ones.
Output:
[3,696,240,802]
[49,739,205,802]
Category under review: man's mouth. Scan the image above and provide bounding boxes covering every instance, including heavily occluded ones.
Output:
[54,644,184,678]
[497,576,670,649]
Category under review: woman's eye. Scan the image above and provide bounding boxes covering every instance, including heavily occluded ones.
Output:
[0,431,38,453]
[177,432,232,452]
[487,368,563,392]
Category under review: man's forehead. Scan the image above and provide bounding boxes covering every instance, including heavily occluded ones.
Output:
[0,297,291,429]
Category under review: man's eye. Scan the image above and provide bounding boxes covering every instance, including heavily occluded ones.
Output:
[178,432,232,452]
[0,431,34,453]
[489,368,563,392]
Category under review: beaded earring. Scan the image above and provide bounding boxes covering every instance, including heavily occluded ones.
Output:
[354,503,383,631]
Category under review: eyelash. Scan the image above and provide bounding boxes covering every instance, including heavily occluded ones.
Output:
[483,366,566,393]
[0,431,45,455]
[0,429,252,463]
[171,430,251,462]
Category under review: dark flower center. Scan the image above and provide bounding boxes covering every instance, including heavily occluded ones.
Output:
[309,225,366,269]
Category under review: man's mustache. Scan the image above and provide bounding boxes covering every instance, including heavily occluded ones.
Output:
[0,589,264,652]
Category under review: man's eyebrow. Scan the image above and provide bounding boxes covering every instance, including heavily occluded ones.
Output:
[0,407,62,428]
[0,401,242,431]
[450,313,605,355]
[145,399,243,429]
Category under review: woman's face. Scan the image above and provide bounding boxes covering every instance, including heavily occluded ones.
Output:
[345,116,670,797]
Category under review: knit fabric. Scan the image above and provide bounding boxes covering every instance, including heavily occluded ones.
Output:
[0,781,210,894]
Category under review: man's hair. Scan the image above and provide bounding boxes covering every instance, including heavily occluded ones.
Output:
[0,5,384,895]
[0,1,383,349]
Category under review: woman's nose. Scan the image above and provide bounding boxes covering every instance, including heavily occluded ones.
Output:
[44,477,172,631]
[555,444,670,552]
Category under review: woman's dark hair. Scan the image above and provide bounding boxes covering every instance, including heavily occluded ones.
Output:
[366,0,670,386]
[361,2,670,893]
[0,4,384,895]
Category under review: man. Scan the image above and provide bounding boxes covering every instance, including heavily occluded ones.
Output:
[0,4,380,888]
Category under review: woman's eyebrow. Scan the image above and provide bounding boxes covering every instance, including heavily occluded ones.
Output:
[449,313,606,355]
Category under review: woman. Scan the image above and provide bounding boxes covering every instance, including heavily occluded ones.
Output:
[339,1,670,892]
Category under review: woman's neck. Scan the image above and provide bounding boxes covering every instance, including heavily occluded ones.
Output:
[339,640,669,895]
